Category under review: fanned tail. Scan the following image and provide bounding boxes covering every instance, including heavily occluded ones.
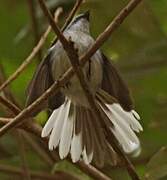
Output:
[41,90,143,166]
[41,97,117,166]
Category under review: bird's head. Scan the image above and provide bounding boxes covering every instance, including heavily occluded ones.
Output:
[67,10,90,33]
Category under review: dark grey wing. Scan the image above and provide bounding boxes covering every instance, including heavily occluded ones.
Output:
[26,51,65,115]
[101,53,133,111]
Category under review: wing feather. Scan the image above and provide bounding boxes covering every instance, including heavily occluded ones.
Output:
[26,51,65,115]
[101,53,133,111]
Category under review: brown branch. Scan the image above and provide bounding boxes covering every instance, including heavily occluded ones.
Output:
[0,117,12,124]
[0,8,62,93]
[0,95,20,115]
[78,163,111,180]
[0,164,77,180]
[61,0,83,32]
[27,0,42,62]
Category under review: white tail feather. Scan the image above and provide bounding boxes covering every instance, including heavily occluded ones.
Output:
[82,147,93,164]
[48,100,71,150]
[109,116,137,153]
[41,108,60,138]
[70,132,82,162]
[106,104,139,144]
[132,110,141,120]
[59,102,74,159]
[111,104,143,132]
[99,102,141,154]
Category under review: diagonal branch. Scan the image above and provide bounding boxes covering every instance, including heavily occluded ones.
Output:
[0,95,20,114]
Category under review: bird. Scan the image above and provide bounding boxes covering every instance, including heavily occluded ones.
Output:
[26,11,143,167]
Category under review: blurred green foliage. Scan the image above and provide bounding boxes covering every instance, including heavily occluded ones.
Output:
[0,0,167,179]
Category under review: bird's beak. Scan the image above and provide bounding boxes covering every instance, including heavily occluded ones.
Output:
[83,10,90,21]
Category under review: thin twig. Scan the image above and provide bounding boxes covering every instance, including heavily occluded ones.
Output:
[0,95,20,114]
[0,117,12,124]
[0,8,62,93]
[0,164,77,180]
[78,163,111,180]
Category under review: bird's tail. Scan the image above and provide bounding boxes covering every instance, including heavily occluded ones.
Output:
[96,90,143,157]
[41,90,143,167]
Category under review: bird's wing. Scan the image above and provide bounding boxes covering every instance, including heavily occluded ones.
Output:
[101,53,134,111]
[26,50,65,115]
